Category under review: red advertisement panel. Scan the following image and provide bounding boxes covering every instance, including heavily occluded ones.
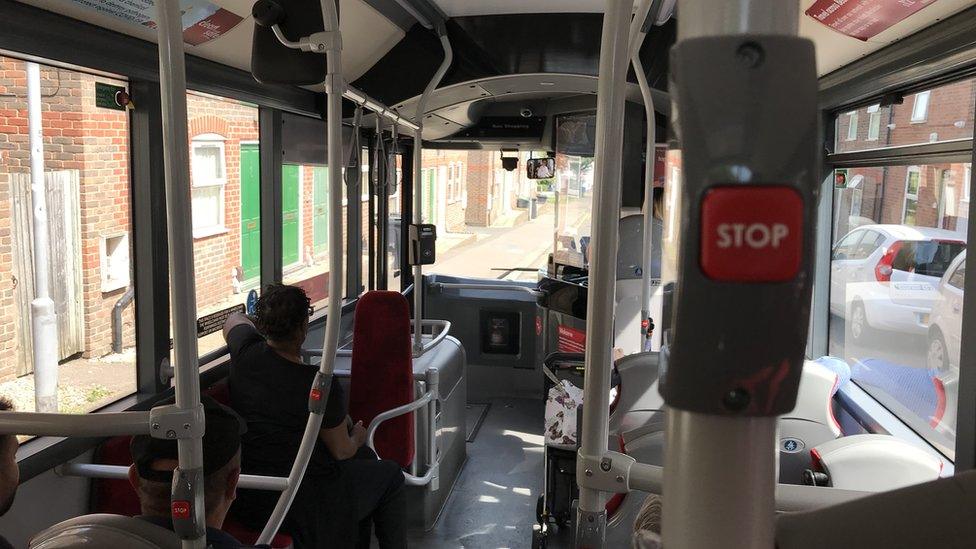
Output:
[806,0,939,41]
[557,325,586,353]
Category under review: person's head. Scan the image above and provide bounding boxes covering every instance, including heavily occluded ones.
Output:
[254,283,311,348]
[128,396,245,528]
[0,397,19,516]
[652,187,665,221]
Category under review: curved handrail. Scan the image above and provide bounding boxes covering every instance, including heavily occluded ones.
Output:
[300,319,451,362]
[364,392,433,450]
[256,1,345,544]
[416,319,452,357]
[434,282,542,297]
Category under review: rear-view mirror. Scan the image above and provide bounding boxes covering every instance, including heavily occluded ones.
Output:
[526,157,555,179]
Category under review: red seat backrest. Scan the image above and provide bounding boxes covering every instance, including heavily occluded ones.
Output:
[91,381,293,548]
[348,291,415,468]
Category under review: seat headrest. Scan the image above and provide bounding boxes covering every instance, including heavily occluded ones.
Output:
[29,514,181,549]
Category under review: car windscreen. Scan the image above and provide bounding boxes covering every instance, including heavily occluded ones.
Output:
[892,240,966,277]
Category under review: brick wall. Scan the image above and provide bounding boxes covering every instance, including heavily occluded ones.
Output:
[0,57,266,382]
[186,92,259,315]
[835,78,975,237]
[0,58,136,373]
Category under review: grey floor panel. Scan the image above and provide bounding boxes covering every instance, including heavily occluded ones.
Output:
[408,398,545,548]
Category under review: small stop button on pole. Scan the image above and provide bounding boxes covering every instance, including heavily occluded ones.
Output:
[700,186,803,282]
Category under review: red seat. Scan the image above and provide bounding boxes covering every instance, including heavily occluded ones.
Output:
[348,291,415,468]
[91,381,293,548]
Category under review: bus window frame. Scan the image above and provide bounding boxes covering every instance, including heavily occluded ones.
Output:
[816,31,976,469]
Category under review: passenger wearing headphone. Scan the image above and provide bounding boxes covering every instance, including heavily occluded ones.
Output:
[128,395,263,548]
[0,397,17,549]
[224,284,406,549]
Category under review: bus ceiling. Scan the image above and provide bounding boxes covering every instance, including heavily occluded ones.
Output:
[18,0,976,108]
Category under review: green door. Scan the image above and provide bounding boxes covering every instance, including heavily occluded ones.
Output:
[282,164,301,267]
[240,143,261,282]
[426,169,436,224]
[312,166,329,255]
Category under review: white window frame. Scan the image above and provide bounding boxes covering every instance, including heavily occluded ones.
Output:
[902,166,921,224]
[846,111,858,141]
[911,91,931,123]
[190,133,228,238]
[100,232,131,293]
[866,104,881,141]
[964,164,972,203]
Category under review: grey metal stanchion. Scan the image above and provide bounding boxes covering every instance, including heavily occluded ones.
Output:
[658,1,816,548]
[412,29,453,355]
[256,1,346,543]
[633,53,656,351]
[574,1,633,546]
[155,2,207,547]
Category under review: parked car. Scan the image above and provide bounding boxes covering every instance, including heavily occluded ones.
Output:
[927,250,966,374]
[830,224,966,343]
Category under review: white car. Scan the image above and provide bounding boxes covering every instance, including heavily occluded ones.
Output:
[927,250,966,374]
[830,224,966,343]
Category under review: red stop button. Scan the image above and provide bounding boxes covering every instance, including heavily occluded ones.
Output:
[700,186,803,282]
[171,500,191,520]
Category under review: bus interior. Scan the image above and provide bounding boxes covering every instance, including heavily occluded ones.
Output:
[0,0,975,548]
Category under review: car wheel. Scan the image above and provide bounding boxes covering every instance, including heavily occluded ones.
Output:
[927,331,951,375]
[849,301,869,343]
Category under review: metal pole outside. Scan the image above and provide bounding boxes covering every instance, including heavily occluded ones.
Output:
[257,0,346,542]
[575,0,632,545]
[155,2,206,547]
[26,61,60,413]
[412,31,453,355]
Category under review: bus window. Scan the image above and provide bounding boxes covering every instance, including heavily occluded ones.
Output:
[835,79,975,154]
[180,92,261,361]
[829,162,971,458]
[422,149,572,282]
[282,162,344,313]
[0,55,136,415]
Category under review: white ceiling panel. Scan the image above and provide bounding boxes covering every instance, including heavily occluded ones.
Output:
[17,0,403,82]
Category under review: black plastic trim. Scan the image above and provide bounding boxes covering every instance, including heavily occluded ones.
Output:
[825,139,974,168]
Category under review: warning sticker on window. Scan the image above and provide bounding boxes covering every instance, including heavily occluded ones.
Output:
[557,325,586,353]
[805,0,939,41]
[68,0,244,46]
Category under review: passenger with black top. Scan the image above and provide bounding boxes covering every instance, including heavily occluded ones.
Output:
[223,284,406,549]
[128,395,266,549]
[0,397,17,549]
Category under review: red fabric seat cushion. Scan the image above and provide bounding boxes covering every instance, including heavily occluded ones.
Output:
[90,381,293,548]
[348,291,415,468]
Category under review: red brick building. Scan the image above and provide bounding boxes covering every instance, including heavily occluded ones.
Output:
[834,79,975,241]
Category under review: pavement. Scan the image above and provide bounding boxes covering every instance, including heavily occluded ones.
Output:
[432,199,590,281]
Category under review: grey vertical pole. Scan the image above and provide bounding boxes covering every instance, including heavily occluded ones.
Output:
[258,0,346,541]
[661,2,801,548]
[412,30,453,354]
[155,2,207,547]
[575,0,632,546]
[26,61,60,413]
[633,54,656,350]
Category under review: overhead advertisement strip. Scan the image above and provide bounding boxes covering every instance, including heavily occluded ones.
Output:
[67,0,244,45]
[806,0,940,41]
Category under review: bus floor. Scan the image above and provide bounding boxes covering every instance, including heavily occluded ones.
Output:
[406,397,572,548]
